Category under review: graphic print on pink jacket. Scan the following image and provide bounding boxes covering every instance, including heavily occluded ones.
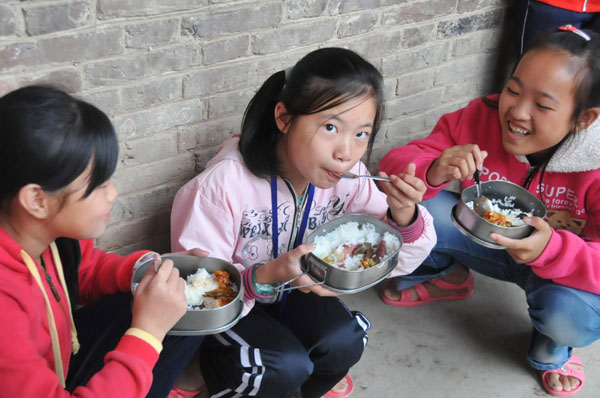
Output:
[171,137,436,315]
[380,95,600,295]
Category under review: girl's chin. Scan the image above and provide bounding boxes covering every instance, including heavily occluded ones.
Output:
[502,134,527,152]
[313,181,336,190]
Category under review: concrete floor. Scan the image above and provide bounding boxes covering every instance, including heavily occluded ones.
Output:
[341,272,600,398]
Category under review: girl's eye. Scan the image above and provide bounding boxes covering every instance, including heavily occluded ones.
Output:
[506,86,519,95]
[324,124,337,134]
[536,103,553,111]
[356,131,370,140]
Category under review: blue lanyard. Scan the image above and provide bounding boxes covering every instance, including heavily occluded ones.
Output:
[270,175,314,257]
[270,175,314,305]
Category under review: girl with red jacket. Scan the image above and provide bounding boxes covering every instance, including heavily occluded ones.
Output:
[0,86,205,398]
[380,27,600,396]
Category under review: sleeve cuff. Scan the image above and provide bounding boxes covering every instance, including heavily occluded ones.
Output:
[529,229,559,267]
[386,206,425,244]
[133,252,158,270]
[242,266,274,300]
[125,328,163,354]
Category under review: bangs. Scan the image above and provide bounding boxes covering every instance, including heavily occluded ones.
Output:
[80,101,118,197]
[299,77,376,115]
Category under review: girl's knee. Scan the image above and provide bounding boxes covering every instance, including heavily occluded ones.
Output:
[260,350,313,397]
[319,321,367,367]
[529,285,597,346]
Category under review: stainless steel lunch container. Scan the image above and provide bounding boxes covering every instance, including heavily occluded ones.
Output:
[301,214,403,293]
[452,180,546,249]
[131,255,243,335]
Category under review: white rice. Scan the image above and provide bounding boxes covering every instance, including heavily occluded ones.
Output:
[466,195,532,226]
[184,268,237,309]
[312,221,400,271]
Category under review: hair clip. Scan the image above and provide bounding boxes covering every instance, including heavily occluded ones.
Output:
[559,24,591,41]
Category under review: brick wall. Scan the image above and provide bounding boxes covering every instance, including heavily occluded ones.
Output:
[0,0,507,254]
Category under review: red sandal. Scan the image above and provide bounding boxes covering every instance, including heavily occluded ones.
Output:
[323,374,354,398]
[541,354,585,396]
[167,385,206,398]
[381,272,474,307]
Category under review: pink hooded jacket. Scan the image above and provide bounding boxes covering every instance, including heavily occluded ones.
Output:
[380,95,600,295]
[171,137,436,315]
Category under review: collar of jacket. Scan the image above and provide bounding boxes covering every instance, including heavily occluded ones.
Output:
[545,118,600,173]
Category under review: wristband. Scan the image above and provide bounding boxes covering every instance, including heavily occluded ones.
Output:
[251,264,278,296]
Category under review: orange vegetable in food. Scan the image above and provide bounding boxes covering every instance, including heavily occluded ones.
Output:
[204,270,238,306]
[482,210,513,227]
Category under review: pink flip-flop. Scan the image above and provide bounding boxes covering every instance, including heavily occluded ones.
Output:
[167,385,206,398]
[381,272,474,307]
[541,354,585,396]
[323,374,354,398]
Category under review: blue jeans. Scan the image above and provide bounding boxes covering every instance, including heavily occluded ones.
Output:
[391,190,600,370]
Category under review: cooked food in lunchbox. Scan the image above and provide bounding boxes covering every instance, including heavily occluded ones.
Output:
[466,196,532,227]
[185,268,238,309]
[312,221,401,271]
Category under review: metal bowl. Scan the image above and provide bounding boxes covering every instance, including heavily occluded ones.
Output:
[301,214,403,293]
[451,180,546,249]
[131,254,243,335]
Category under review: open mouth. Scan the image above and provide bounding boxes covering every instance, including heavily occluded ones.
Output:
[508,121,531,136]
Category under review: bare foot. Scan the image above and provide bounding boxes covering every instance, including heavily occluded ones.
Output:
[382,266,470,303]
[543,360,584,394]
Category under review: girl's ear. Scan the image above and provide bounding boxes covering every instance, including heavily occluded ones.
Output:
[577,107,600,132]
[274,101,291,134]
[18,184,52,219]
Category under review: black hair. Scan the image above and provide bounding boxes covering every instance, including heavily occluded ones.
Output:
[239,47,384,177]
[519,28,600,190]
[0,85,118,213]
[483,29,600,192]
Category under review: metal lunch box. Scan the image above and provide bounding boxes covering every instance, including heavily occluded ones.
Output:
[131,254,244,335]
[298,214,403,293]
[451,180,546,249]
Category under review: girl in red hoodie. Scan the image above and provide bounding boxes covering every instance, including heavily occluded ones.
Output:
[380,27,600,396]
[0,86,205,398]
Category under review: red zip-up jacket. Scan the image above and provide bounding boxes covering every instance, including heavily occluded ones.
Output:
[538,0,600,13]
[0,227,160,398]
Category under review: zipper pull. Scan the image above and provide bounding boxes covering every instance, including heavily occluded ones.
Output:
[44,273,62,302]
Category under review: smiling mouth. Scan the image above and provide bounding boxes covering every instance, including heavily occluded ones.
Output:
[508,121,531,136]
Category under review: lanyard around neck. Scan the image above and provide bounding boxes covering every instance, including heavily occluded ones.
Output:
[21,243,80,387]
[270,175,314,258]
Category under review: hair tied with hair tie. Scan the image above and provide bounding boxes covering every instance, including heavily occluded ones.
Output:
[559,24,591,41]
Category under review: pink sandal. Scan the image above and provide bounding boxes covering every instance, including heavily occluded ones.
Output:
[167,385,206,398]
[323,374,354,398]
[541,354,585,396]
[381,272,474,307]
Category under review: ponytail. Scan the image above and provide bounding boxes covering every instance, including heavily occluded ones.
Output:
[239,71,286,177]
